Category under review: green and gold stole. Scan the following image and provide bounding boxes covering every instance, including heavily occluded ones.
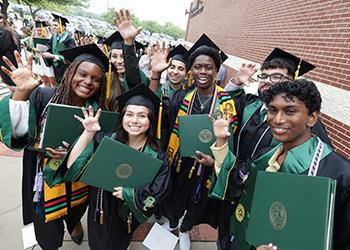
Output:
[167,85,238,166]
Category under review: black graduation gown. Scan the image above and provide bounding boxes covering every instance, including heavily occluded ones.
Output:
[4,87,87,249]
[217,143,350,250]
[87,132,172,250]
[161,90,222,232]
[0,27,19,86]
[231,92,332,162]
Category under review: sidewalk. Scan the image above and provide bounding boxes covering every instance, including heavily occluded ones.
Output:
[0,142,217,249]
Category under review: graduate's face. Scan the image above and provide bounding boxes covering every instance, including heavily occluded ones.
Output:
[0,17,4,26]
[258,67,290,94]
[71,62,103,100]
[167,60,187,85]
[267,93,318,150]
[122,105,150,137]
[191,55,217,90]
[110,49,125,75]
[52,21,64,34]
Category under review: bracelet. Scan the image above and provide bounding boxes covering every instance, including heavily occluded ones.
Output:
[151,76,161,80]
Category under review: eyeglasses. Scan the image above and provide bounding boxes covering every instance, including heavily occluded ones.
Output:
[257,73,291,83]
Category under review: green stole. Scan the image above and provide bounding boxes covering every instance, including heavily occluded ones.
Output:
[52,32,69,66]
[229,136,333,249]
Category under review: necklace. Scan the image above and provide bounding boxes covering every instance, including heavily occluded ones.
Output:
[197,93,212,111]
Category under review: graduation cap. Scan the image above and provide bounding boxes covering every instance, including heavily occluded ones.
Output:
[264,48,316,79]
[103,31,124,50]
[135,41,147,51]
[167,44,189,70]
[35,20,49,28]
[116,84,163,139]
[52,13,69,34]
[96,35,106,45]
[187,33,228,64]
[60,44,116,99]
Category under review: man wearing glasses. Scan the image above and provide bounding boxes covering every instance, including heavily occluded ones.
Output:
[224,48,331,163]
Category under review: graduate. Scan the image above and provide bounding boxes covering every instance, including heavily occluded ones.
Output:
[65,84,171,250]
[149,44,189,99]
[210,79,350,249]
[161,34,239,249]
[28,20,56,87]
[42,13,76,83]
[225,48,331,162]
[103,9,149,111]
[0,43,111,250]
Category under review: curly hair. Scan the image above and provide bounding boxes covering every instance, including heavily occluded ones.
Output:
[51,61,106,107]
[261,58,296,78]
[262,79,322,114]
[188,45,222,72]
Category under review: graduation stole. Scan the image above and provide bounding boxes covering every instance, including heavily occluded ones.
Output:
[52,32,69,66]
[40,100,97,222]
[167,86,238,165]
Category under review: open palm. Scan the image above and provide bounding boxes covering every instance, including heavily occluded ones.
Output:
[1,51,41,92]
[150,42,171,73]
[74,106,102,133]
[114,9,142,42]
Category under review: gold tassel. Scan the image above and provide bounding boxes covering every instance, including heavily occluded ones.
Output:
[40,23,46,38]
[188,162,196,179]
[157,102,162,139]
[176,158,182,173]
[106,62,112,100]
[103,44,109,55]
[99,210,105,224]
[59,18,63,34]
[188,70,193,87]
[127,212,132,233]
[294,58,302,80]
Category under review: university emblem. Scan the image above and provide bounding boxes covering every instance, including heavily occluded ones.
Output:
[198,129,213,143]
[116,164,133,179]
[269,201,287,230]
[235,203,245,222]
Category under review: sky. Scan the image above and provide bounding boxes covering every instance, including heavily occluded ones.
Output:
[88,0,192,29]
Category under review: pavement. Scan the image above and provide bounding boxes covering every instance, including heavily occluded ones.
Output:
[0,138,217,249]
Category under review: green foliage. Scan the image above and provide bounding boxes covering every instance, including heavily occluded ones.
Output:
[100,7,184,38]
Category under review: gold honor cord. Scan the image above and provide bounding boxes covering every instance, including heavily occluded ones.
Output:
[157,102,162,139]
[106,62,112,99]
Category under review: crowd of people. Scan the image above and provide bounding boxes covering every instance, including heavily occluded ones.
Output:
[0,8,349,250]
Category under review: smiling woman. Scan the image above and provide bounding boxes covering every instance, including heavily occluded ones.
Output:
[0,43,112,249]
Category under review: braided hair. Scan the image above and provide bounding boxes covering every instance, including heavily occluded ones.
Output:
[51,61,106,108]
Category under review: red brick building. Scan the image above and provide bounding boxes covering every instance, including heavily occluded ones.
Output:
[185,0,350,159]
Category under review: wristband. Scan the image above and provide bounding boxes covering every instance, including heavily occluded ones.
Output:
[151,76,161,80]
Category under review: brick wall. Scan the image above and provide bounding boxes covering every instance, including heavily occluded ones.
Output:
[186,0,350,159]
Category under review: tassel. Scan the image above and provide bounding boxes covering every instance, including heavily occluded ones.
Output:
[188,163,196,179]
[103,44,109,55]
[59,18,63,34]
[99,210,105,224]
[294,58,302,80]
[157,102,162,139]
[106,62,112,100]
[40,23,46,38]
[176,158,182,173]
[187,70,193,87]
[127,213,132,233]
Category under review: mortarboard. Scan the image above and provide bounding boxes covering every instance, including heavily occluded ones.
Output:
[103,31,124,50]
[116,84,163,139]
[167,44,189,70]
[135,41,147,51]
[52,13,69,26]
[264,48,316,79]
[35,20,49,28]
[187,33,228,63]
[96,35,106,45]
[60,44,116,100]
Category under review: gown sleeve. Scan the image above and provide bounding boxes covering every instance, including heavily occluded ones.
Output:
[122,150,172,223]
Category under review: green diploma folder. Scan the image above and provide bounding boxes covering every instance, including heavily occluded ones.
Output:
[178,114,233,157]
[246,171,336,250]
[79,137,163,192]
[34,103,119,151]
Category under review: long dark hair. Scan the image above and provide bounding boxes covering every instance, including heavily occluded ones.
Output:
[115,105,159,151]
[51,61,106,107]
[0,13,19,47]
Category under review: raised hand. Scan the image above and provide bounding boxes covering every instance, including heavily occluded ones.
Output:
[234,63,258,86]
[74,106,102,134]
[1,51,41,100]
[114,9,142,45]
[150,41,171,73]
[208,108,231,147]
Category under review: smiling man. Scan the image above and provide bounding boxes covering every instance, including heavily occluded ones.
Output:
[210,79,350,250]
[224,48,331,163]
